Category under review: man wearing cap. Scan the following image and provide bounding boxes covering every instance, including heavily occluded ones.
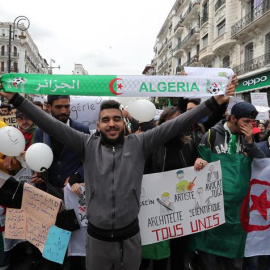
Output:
[199,101,263,155]
[193,101,265,270]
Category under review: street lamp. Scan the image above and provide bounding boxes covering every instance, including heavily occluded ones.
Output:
[48,59,60,74]
[8,16,30,73]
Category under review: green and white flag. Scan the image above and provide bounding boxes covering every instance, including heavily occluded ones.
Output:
[0,73,229,97]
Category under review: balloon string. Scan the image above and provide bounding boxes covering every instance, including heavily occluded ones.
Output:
[12,181,22,200]
[40,167,67,210]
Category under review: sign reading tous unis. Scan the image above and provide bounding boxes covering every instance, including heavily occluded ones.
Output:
[138,161,225,245]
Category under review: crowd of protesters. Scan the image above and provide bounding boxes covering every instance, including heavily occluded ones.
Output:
[0,76,270,270]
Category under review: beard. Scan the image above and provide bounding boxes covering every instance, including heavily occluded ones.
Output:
[53,113,69,123]
[100,129,125,145]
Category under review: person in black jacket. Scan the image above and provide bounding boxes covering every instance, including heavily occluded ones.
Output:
[141,106,197,270]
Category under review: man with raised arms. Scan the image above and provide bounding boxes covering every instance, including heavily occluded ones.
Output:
[0,82,235,270]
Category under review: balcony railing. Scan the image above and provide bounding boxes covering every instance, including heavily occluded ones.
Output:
[158,39,168,55]
[201,14,209,25]
[215,0,226,11]
[158,58,168,70]
[0,52,19,57]
[0,67,19,73]
[173,42,182,52]
[182,1,200,20]
[233,52,270,76]
[186,55,199,66]
[231,0,270,36]
[26,55,37,70]
[181,27,199,48]
[174,19,184,32]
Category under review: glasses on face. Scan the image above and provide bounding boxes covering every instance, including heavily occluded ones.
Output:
[54,105,70,109]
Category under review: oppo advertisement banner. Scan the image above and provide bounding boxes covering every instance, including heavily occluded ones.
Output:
[236,71,270,92]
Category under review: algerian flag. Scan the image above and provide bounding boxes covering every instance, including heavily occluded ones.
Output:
[190,146,252,258]
[245,159,270,257]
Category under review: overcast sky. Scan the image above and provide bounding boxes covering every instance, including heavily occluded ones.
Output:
[0,0,175,75]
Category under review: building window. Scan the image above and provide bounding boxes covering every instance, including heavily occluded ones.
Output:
[187,52,191,64]
[178,58,182,66]
[196,44,200,55]
[217,20,226,36]
[202,34,208,48]
[201,1,209,25]
[1,46,4,56]
[1,62,4,72]
[223,56,230,68]
[245,42,254,63]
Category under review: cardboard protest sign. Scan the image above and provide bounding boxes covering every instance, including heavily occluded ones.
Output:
[5,183,61,252]
[139,161,225,245]
[0,115,17,127]
[43,226,71,264]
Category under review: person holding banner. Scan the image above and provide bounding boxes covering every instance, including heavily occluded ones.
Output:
[140,106,199,270]
[192,101,265,270]
[0,82,235,270]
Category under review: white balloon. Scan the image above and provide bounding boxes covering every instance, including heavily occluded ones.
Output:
[25,143,53,172]
[113,97,138,106]
[128,100,156,122]
[0,126,25,156]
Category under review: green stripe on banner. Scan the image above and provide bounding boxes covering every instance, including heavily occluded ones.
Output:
[1,74,117,96]
[0,73,229,97]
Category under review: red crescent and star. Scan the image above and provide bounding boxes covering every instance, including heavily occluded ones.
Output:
[240,179,270,232]
[109,78,123,95]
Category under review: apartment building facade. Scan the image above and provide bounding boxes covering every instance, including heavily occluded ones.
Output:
[0,22,49,75]
[72,63,88,75]
[144,0,270,103]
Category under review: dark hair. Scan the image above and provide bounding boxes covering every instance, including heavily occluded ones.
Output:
[100,100,121,111]
[187,99,201,106]
[47,95,70,105]
[0,104,11,110]
[157,106,180,126]
[139,120,156,132]
[33,101,43,109]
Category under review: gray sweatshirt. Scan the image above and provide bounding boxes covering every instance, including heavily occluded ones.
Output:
[12,94,221,231]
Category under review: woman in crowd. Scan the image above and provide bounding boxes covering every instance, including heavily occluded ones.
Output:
[141,106,199,270]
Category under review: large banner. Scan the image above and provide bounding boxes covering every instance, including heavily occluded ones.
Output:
[139,161,225,245]
[1,72,230,98]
